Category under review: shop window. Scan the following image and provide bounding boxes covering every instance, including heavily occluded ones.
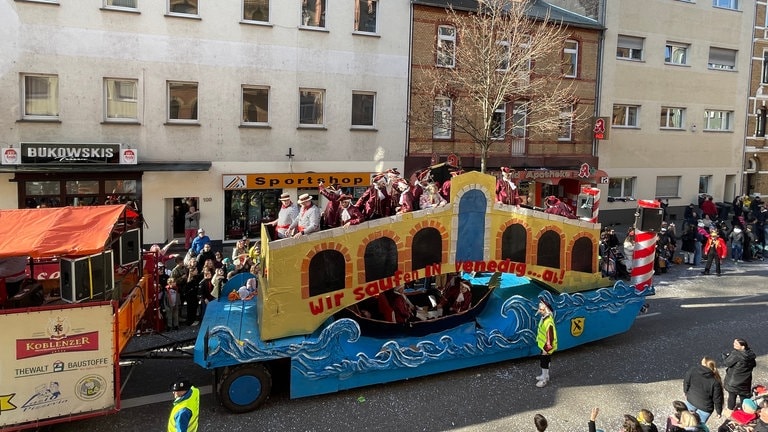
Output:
[224,190,280,240]
[18,175,141,209]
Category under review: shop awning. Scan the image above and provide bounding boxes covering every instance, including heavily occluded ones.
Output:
[0,205,128,258]
[0,161,211,173]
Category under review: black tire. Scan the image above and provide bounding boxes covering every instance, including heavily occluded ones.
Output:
[218,364,272,414]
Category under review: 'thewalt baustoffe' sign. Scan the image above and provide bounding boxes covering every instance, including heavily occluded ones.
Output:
[19,142,121,164]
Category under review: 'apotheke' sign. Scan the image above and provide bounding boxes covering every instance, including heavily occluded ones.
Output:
[15,143,122,164]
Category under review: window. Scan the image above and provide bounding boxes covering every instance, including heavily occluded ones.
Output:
[511,102,527,138]
[616,35,643,60]
[299,89,324,126]
[243,0,269,22]
[608,177,635,198]
[612,105,639,127]
[558,105,573,141]
[105,0,137,8]
[757,108,767,137]
[655,176,680,198]
[665,42,689,65]
[437,25,456,68]
[22,74,59,120]
[699,175,712,194]
[763,52,768,84]
[301,0,326,28]
[704,109,733,131]
[167,81,198,122]
[242,86,269,124]
[491,104,506,139]
[708,47,736,70]
[713,0,739,10]
[563,39,578,78]
[351,92,375,127]
[168,0,198,15]
[497,40,510,71]
[433,97,452,139]
[105,78,138,121]
[660,107,685,129]
[354,0,377,33]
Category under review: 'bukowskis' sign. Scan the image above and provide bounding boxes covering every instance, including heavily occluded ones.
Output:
[19,143,121,164]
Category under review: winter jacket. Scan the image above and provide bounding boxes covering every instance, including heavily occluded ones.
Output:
[704,237,727,259]
[684,364,724,415]
[723,348,757,394]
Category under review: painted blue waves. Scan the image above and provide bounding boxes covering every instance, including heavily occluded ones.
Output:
[206,281,652,381]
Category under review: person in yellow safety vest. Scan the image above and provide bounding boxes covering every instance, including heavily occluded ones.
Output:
[168,378,199,432]
[535,298,557,388]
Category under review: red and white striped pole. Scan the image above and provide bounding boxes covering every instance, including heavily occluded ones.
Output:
[631,200,660,291]
[580,186,601,223]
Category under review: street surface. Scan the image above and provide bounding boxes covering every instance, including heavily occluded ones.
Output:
[50,259,768,432]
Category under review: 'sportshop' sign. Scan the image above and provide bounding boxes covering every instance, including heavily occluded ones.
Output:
[223,173,373,190]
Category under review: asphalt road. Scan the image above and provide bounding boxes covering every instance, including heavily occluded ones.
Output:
[48,259,768,432]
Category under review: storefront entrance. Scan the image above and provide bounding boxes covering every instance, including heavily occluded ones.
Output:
[224,190,280,240]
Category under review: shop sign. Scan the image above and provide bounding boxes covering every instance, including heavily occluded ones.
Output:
[510,163,600,181]
[1,148,20,165]
[120,148,137,165]
[223,173,373,190]
[593,117,609,140]
[18,143,121,164]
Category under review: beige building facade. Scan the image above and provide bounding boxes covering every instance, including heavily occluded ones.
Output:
[0,0,410,245]
[597,0,753,225]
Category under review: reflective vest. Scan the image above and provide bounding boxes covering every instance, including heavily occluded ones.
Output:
[167,387,199,432]
[536,314,557,354]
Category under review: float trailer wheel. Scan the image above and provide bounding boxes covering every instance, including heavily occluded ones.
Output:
[218,364,272,413]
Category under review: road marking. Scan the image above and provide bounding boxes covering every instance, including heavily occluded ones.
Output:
[728,295,759,302]
[681,302,768,308]
[637,312,660,319]
[121,385,213,409]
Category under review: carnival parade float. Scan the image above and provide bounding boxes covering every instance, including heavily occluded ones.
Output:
[194,171,656,413]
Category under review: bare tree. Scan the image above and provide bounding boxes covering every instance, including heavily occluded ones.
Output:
[410,0,590,173]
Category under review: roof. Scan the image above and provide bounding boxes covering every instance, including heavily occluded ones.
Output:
[412,0,602,30]
[0,205,128,258]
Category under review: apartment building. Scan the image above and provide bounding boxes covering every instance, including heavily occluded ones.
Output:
[746,0,768,196]
[408,0,606,209]
[597,0,754,225]
[0,0,410,245]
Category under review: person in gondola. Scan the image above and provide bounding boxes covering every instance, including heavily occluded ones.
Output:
[390,285,417,323]
[447,280,472,314]
[495,167,519,206]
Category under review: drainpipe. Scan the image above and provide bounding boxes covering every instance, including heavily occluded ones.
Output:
[593,0,606,160]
